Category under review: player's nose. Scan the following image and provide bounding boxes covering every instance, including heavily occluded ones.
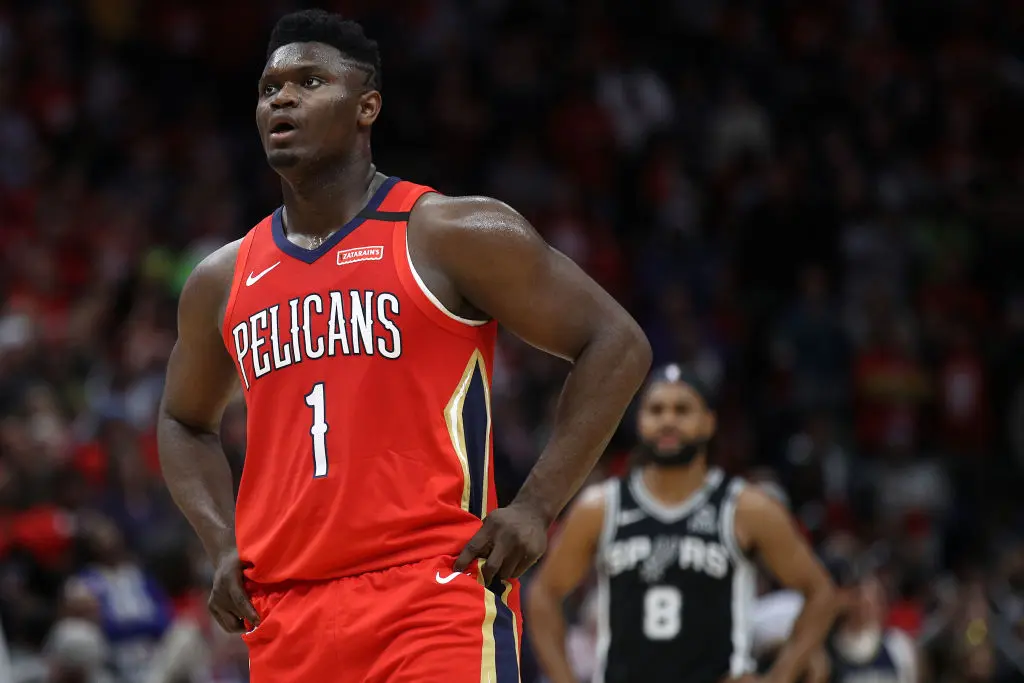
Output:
[269,82,301,109]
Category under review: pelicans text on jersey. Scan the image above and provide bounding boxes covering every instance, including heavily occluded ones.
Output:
[222,177,500,585]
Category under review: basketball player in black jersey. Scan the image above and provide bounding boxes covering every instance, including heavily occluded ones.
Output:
[527,365,838,683]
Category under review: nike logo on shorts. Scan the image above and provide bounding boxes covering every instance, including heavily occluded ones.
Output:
[435,570,469,585]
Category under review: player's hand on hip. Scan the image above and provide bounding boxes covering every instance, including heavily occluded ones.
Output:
[454,502,549,586]
[208,547,260,634]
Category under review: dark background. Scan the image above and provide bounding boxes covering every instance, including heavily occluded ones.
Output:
[2,0,1024,681]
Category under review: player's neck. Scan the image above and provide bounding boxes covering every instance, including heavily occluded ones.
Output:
[279,155,378,239]
[641,459,708,506]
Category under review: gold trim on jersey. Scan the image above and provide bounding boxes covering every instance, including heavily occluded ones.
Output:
[500,580,521,676]
[479,572,499,683]
[444,349,491,517]
[477,354,493,519]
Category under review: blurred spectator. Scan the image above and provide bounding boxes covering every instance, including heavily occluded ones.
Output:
[772,265,851,414]
[829,571,919,683]
[0,1,1022,681]
[73,518,171,679]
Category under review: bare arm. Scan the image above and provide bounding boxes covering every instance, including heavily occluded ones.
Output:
[157,241,257,631]
[416,196,651,582]
[737,488,838,683]
[420,196,651,514]
[527,486,606,683]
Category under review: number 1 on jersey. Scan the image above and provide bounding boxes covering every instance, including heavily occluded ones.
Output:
[304,382,329,478]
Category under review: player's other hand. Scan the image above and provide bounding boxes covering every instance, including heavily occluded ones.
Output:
[454,502,549,586]
[208,547,260,634]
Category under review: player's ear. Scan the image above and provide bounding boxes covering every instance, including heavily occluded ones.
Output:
[357,90,381,127]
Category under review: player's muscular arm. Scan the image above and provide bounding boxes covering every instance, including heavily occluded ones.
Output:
[158,240,259,633]
[527,487,605,683]
[412,196,651,583]
[735,489,838,683]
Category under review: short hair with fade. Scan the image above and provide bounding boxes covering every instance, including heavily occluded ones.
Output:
[266,9,382,91]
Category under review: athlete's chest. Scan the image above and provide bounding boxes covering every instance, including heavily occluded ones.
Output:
[604,523,733,582]
[227,240,409,390]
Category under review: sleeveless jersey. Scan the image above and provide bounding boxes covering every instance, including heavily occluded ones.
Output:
[594,468,757,683]
[222,177,498,584]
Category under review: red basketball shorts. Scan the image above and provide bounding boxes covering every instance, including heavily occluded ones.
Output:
[242,555,522,682]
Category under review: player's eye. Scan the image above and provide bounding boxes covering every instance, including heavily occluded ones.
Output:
[303,76,325,89]
[262,83,279,97]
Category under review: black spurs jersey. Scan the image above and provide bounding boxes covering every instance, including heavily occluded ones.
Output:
[593,468,756,683]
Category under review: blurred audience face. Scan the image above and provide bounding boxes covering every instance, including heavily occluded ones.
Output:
[61,578,100,622]
[83,516,126,566]
[833,574,888,663]
[848,574,887,631]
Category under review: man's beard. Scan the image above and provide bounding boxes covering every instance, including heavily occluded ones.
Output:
[635,437,709,467]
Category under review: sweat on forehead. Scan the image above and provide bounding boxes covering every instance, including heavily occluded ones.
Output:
[265,42,351,70]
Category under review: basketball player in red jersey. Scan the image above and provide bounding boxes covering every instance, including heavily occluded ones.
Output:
[157,9,651,683]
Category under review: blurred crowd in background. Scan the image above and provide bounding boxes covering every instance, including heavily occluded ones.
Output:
[1,0,1024,681]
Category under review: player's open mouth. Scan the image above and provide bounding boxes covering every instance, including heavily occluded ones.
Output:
[270,123,298,139]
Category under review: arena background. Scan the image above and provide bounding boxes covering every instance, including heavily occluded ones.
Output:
[1,0,1023,681]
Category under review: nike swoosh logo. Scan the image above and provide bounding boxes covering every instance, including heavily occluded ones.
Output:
[246,262,281,286]
[617,510,647,526]
[435,571,467,585]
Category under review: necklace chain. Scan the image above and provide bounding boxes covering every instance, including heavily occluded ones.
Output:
[292,167,377,251]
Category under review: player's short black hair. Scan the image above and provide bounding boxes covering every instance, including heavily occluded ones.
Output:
[266,9,382,91]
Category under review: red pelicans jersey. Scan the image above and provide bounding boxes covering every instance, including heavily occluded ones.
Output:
[222,177,498,584]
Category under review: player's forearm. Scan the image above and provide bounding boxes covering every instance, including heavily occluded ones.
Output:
[157,412,238,562]
[767,585,838,683]
[526,583,579,683]
[513,322,651,523]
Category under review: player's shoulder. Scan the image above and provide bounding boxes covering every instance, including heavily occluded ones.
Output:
[731,478,796,545]
[409,193,532,244]
[551,478,613,543]
[412,192,520,222]
[734,478,785,516]
[576,478,614,511]
[183,239,244,295]
[178,238,245,328]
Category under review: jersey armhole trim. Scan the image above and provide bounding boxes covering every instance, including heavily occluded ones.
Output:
[720,478,749,564]
[392,209,494,340]
[404,224,488,327]
[596,478,620,555]
[220,228,258,350]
